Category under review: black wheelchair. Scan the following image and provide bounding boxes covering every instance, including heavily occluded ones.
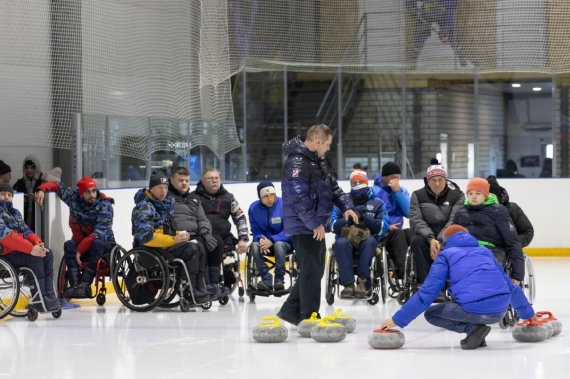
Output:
[324,241,394,305]
[243,244,298,302]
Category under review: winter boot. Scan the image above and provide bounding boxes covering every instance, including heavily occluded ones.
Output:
[186,273,211,304]
[63,267,80,298]
[36,278,60,312]
[340,284,355,299]
[73,267,95,298]
[354,277,367,299]
[196,270,213,299]
[44,273,66,306]
[207,266,224,299]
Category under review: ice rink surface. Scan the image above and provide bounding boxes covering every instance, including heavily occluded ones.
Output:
[1,257,568,379]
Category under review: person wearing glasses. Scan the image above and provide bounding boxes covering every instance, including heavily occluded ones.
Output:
[192,168,249,298]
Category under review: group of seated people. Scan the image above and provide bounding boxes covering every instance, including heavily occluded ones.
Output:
[331,158,534,300]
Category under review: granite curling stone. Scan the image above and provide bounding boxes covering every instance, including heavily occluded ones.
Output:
[368,328,405,349]
[512,319,549,343]
[252,316,288,343]
[311,316,347,343]
[330,308,356,333]
[536,311,563,337]
[298,312,321,338]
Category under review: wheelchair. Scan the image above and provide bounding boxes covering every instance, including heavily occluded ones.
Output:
[499,254,536,328]
[57,244,126,306]
[219,238,245,303]
[324,241,391,305]
[111,245,212,312]
[2,256,62,321]
[244,244,298,302]
[0,257,20,319]
[397,248,417,305]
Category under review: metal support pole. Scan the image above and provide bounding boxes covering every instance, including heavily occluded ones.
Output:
[552,72,557,177]
[147,117,152,178]
[401,69,407,178]
[104,115,110,188]
[474,68,479,177]
[283,65,288,163]
[70,113,82,184]
[242,67,248,181]
[337,68,343,179]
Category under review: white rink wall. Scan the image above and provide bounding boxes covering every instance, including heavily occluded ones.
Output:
[24,178,570,266]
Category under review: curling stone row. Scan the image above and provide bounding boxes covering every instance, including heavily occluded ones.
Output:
[512,311,563,343]
[299,309,356,338]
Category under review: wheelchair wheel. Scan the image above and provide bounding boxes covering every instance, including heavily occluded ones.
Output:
[380,249,389,304]
[52,308,62,319]
[522,255,536,305]
[27,307,38,322]
[396,291,409,305]
[201,301,212,310]
[112,248,170,312]
[10,268,34,318]
[109,245,128,276]
[219,296,229,305]
[499,314,509,329]
[324,250,336,305]
[368,293,379,305]
[158,264,181,309]
[0,258,20,319]
[56,257,69,299]
[96,293,106,306]
[238,287,245,297]
[248,293,256,302]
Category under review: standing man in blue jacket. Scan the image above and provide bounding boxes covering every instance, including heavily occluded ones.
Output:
[373,162,413,278]
[381,225,536,350]
[277,124,358,325]
[248,181,294,292]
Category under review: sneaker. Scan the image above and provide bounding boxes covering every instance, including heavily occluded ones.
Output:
[256,281,272,291]
[340,284,355,299]
[355,278,367,299]
[460,325,491,350]
[276,311,301,326]
[72,283,92,298]
[274,281,285,291]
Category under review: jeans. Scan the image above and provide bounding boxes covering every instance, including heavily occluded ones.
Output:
[251,241,292,285]
[424,301,506,335]
[279,234,326,321]
[334,236,377,289]
[411,234,432,284]
[64,239,113,271]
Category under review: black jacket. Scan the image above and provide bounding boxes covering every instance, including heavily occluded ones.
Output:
[496,187,534,248]
[453,199,524,281]
[167,182,211,237]
[410,179,464,241]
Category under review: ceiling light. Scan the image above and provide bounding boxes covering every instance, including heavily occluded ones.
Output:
[533,87,542,91]
[512,83,521,88]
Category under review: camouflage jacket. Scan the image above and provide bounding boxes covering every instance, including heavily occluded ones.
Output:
[132,188,177,248]
[0,200,42,255]
[38,181,116,254]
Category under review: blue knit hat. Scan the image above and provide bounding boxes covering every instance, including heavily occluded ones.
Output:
[257,181,275,199]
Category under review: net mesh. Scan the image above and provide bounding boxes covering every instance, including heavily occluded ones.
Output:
[1,0,570,158]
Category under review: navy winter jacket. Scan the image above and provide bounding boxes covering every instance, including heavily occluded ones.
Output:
[248,197,293,248]
[453,194,524,281]
[372,174,410,228]
[281,136,353,236]
[392,232,534,328]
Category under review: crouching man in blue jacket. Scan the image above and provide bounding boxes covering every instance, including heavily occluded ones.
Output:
[381,225,536,350]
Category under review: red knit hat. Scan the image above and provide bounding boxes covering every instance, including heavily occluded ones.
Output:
[77,176,97,195]
[443,225,468,237]
[466,177,490,198]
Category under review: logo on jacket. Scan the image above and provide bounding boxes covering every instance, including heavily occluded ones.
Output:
[443,201,449,205]
[292,169,299,178]
[509,222,515,231]
[366,204,374,210]
[271,217,281,224]
[160,178,168,184]
[192,199,197,203]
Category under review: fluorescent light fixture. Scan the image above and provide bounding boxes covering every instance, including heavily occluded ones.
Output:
[533,87,542,91]
[511,83,521,88]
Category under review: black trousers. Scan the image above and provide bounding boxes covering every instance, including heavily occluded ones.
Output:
[279,234,326,321]
[384,228,414,277]
[411,234,432,284]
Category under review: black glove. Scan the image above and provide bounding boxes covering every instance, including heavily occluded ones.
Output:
[202,233,218,253]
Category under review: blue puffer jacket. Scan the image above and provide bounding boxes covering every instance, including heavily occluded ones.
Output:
[453,194,524,281]
[281,136,353,236]
[372,174,410,228]
[330,187,389,240]
[248,197,293,248]
[392,232,534,328]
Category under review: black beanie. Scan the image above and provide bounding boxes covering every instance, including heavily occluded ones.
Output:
[257,181,276,199]
[149,171,168,189]
[381,162,401,177]
[24,160,35,168]
[0,160,11,176]
[0,183,13,194]
[486,175,502,201]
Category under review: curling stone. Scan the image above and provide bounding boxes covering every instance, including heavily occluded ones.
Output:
[542,320,554,338]
[330,308,356,333]
[368,329,405,349]
[311,316,347,343]
[536,311,563,337]
[512,319,549,343]
[298,312,321,338]
[252,316,288,343]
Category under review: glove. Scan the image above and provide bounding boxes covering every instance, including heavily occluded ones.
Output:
[202,233,218,253]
